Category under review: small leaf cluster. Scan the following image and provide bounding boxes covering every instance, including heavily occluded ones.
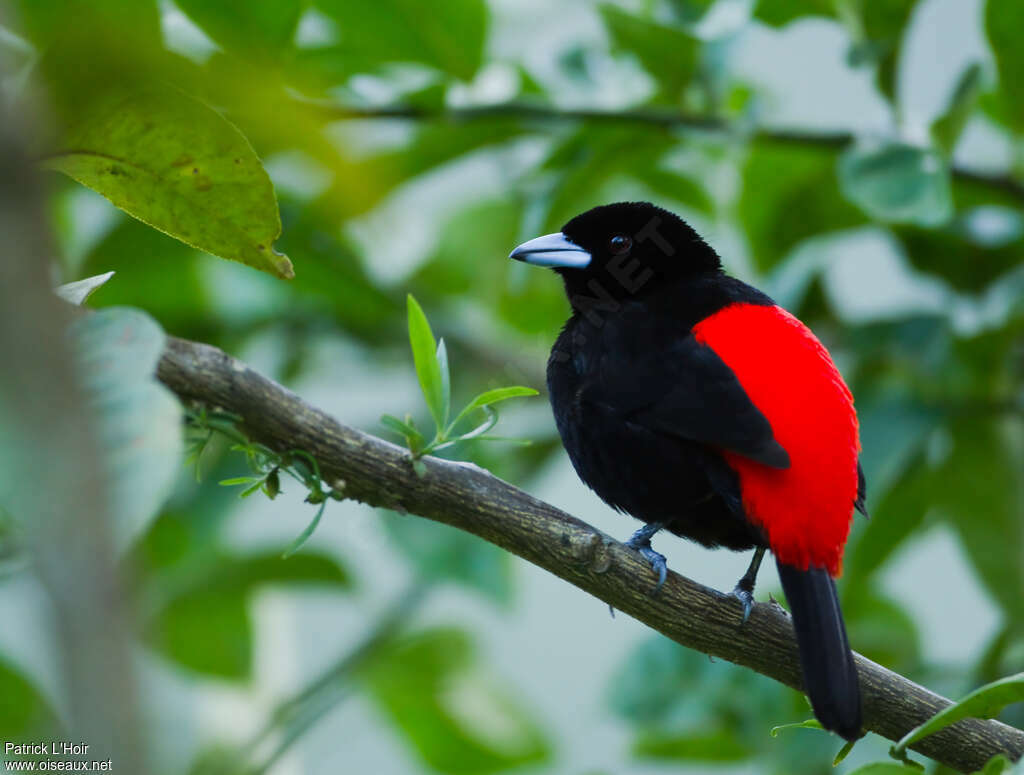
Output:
[381,295,538,475]
[186,407,344,557]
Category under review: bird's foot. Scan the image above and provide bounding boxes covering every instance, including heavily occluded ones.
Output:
[637,546,668,594]
[730,546,766,623]
[731,583,755,623]
[624,522,668,595]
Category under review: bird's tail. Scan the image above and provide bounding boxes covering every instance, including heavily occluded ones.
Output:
[776,559,862,740]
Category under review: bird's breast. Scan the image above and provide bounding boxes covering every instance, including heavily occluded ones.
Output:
[546,317,730,526]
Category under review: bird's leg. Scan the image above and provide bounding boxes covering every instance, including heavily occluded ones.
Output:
[624,521,669,594]
[731,546,766,623]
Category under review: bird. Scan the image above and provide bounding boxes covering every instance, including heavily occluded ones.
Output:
[509,201,865,740]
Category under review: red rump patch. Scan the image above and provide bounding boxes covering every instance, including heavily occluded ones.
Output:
[693,304,859,576]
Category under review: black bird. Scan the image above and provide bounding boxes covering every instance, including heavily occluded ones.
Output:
[510,201,865,740]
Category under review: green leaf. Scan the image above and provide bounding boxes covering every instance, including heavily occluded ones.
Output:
[608,637,704,724]
[0,655,59,739]
[14,0,161,52]
[382,513,513,605]
[855,398,938,503]
[406,295,445,429]
[436,339,451,429]
[985,0,1024,132]
[149,586,253,679]
[739,144,864,271]
[474,435,532,446]
[464,386,539,410]
[755,0,835,27]
[281,501,326,558]
[769,719,823,736]
[934,420,1024,622]
[598,5,699,101]
[632,729,751,761]
[892,673,1024,756]
[274,200,401,342]
[381,414,419,437]
[43,87,293,279]
[858,0,917,100]
[931,63,984,155]
[838,142,953,227]
[608,635,786,726]
[145,549,351,679]
[218,477,260,487]
[232,551,352,589]
[834,738,856,765]
[312,0,488,81]
[360,629,550,773]
[239,480,266,498]
[666,0,717,24]
[894,216,1024,294]
[451,386,539,432]
[381,414,426,450]
[174,0,303,55]
[131,494,238,577]
[842,586,921,671]
[607,635,824,768]
[54,271,115,305]
[975,755,1015,775]
[187,746,253,775]
[436,407,498,449]
[68,308,183,553]
[846,764,923,775]
[845,451,931,585]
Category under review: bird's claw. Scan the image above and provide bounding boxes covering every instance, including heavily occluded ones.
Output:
[636,546,668,594]
[623,522,669,595]
[731,584,755,623]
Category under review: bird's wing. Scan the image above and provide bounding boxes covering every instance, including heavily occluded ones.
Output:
[590,332,790,469]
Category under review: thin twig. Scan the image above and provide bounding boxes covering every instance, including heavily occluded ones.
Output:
[301,100,1024,202]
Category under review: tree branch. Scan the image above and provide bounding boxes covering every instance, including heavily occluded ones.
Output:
[304,100,1024,203]
[156,334,1024,774]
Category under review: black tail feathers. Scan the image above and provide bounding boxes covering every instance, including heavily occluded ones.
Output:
[777,560,862,741]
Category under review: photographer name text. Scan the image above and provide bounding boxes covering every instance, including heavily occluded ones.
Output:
[5,744,90,757]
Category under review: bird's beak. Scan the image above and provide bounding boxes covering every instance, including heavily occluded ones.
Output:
[509,232,591,269]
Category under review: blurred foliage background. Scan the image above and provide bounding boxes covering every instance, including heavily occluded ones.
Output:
[0,0,1022,773]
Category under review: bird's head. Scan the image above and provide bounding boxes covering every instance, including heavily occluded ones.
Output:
[509,202,721,306]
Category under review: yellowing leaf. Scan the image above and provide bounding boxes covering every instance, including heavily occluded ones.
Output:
[44,87,293,279]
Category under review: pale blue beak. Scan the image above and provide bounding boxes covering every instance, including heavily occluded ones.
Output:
[509,232,592,269]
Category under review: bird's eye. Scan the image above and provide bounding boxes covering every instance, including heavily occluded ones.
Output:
[609,235,632,255]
